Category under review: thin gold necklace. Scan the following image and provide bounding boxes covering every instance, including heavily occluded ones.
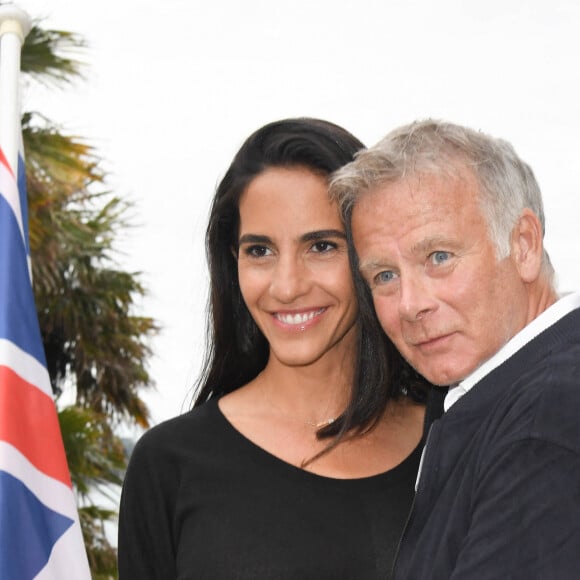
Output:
[304,416,337,429]
[261,381,339,429]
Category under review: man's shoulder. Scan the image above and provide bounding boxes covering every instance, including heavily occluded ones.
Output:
[497,304,580,392]
[450,311,580,453]
[528,332,580,451]
[510,307,580,398]
[486,320,580,453]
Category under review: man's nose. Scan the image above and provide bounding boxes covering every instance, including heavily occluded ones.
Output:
[398,272,435,321]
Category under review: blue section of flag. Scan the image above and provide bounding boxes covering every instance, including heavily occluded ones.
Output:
[0,193,46,365]
[0,471,74,580]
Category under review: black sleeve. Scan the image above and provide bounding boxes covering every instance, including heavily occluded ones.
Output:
[450,439,580,580]
[117,431,179,580]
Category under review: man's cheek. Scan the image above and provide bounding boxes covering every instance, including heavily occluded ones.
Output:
[373,297,398,337]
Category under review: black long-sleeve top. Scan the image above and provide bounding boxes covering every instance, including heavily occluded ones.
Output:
[118,399,421,579]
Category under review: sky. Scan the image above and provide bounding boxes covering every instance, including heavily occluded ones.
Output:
[16,0,580,433]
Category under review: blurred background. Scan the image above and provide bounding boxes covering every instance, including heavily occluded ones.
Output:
[20,0,580,427]
[9,0,580,571]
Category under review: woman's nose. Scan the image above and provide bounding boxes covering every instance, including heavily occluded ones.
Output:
[268,256,310,303]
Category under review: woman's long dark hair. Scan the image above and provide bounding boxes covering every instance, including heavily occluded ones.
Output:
[194,117,427,439]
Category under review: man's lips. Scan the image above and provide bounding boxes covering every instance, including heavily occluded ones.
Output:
[409,332,455,349]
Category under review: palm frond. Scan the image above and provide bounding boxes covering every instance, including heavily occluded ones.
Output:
[22,24,86,86]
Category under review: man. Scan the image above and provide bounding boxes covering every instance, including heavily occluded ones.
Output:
[330,120,580,579]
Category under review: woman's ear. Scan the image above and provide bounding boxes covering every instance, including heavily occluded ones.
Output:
[510,209,543,283]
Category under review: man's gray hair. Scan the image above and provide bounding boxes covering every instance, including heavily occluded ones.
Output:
[330,119,553,275]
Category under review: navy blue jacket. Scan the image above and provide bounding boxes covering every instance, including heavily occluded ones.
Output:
[393,307,580,580]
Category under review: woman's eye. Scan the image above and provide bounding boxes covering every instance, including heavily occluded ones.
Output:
[430,251,451,265]
[245,245,271,258]
[311,241,337,253]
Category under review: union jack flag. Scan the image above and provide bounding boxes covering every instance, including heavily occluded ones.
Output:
[0,146,91,578]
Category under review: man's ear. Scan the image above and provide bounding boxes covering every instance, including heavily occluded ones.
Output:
[510,209,543,283]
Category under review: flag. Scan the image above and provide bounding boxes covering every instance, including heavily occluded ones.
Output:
[0,6,91,579]
[0,148,91,580]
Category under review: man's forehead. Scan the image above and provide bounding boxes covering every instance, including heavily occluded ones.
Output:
[351,170,485,262]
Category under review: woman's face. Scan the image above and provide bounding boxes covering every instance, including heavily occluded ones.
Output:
[237,166,358,369]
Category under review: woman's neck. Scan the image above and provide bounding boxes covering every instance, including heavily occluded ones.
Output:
[255,357,352,427]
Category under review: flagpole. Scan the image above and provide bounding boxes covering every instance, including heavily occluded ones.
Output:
[0,6,92,578]
[0,4,30,176]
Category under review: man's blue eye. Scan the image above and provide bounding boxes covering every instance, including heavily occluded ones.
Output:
[376,271,395,284]
[431,251,450,264]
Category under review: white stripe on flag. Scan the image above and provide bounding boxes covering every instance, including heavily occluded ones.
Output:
[0,151,25,246]
[0,442,78,518]
[0,338,53,397]
[35,521,91,580]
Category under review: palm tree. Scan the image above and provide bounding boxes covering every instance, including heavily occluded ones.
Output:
[23,25,157,424]
[24,114,155,426]
[59,405,126,578]
[21,23,159,577]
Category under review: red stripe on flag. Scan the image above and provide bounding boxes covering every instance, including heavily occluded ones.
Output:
[0,147,14,176]
[0,365,72,487]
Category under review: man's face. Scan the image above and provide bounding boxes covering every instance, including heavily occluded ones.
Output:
[351,170,530,386]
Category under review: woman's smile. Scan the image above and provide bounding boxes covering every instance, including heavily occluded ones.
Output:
[273,307,326,327]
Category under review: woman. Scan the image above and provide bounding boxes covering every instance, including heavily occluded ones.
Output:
[118,118,428,579]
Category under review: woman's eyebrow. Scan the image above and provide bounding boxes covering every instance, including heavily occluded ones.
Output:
[239,229,346,246]
[238,234,272,245]
[300,229,346,243]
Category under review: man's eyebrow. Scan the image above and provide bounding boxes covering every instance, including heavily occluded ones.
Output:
[411,236,458,254]
[358,259,391,274]
[238,234,271,245]
[300,229,346,243]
